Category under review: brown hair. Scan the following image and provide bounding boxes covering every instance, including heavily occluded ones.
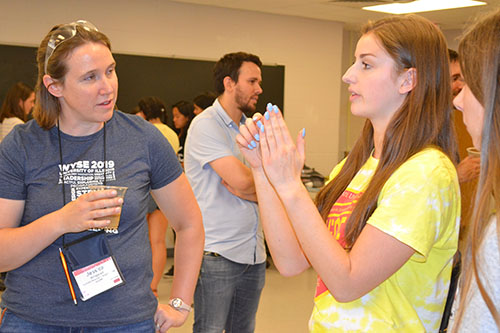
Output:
[315,15,456,249]
[138,96,167,121]
[452,9,500,331]
[0,82,33,122]
[33,23,111,130]
[213,52,262,95]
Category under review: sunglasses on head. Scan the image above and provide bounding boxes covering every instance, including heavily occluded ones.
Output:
[44,20,99,74]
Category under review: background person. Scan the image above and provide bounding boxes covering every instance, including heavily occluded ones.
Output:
[449,49,465,98]
[238,15,459,332]
[0,20,203,332]
[185,52,266,333]
[0,82,34,142]
[172,100,195,165]
[449,9,500,332]
[0,82,34,291]
[193,91,216,115]
[136,96,180,153]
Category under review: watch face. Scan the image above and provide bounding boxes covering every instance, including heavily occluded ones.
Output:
[172,298,182,308]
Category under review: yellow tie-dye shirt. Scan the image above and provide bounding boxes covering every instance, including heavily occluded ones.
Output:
[310,148,460,332]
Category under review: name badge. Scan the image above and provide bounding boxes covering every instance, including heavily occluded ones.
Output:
[73,256,124,301]
[60,230,125,303]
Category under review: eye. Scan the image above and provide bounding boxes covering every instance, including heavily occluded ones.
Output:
[84,73,96,81]
[362,62,371,69]
[106,66,115,76]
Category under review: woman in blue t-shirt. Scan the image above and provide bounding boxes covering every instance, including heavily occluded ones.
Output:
[0,20,203,332]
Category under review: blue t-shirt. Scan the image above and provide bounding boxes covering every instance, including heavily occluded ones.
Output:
[184,99,265,265]
[0,111,182,326]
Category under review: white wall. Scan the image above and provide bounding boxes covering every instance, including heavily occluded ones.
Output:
[443,29,463,51]
[0,0,344,175]
[339,29,366,157]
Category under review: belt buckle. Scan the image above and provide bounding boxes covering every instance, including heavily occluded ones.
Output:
[203,251,220,257]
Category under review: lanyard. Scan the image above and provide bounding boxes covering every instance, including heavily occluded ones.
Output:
[57,120,107,246]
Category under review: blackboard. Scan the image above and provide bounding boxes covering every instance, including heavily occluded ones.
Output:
[0,44,285,128]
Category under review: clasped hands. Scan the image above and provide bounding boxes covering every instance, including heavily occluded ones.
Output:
[236,103,306,193]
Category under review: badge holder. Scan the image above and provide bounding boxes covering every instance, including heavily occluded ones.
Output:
[60,230,125,302]
[57,121,124,303]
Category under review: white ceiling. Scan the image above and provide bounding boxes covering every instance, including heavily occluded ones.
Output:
[171,0,500,30]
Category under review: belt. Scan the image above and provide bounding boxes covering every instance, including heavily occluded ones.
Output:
[203,251,220,257]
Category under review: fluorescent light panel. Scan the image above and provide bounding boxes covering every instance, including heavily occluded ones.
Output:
[362,0,486,14]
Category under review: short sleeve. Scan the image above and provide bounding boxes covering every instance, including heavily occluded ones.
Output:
[186,117,234,168]
[0,131,27,200]
[367,150,458,260]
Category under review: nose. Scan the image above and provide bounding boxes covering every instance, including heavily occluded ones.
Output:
[256,83,263,95]
[100,76,115,95]
[342,64,355,84]
[453,87,464,112]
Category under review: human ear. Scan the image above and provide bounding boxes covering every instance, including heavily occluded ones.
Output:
[399,68,416,94]
[43,74,63,97]
[223,76,235,93]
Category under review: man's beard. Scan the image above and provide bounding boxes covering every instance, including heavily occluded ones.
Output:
[236,93,258,117]
[239,104,257,117]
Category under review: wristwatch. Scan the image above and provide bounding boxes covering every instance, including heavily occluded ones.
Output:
[168,297,192,312]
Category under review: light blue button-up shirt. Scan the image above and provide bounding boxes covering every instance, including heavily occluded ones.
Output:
[185,99,266,265]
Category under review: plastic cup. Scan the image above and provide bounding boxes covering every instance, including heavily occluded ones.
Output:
[88,185,128,230]
[466,147,480,158]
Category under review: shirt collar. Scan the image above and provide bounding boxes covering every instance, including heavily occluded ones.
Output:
[213,98,247,129]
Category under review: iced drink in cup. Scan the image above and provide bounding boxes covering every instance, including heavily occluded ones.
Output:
[88,185,128,231]
[466,147,480,158]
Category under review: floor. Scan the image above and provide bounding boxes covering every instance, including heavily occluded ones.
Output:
[0,258,317,332]
[160,258,317,332]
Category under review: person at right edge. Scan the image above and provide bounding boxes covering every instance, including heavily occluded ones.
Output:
[237,15,459,332]
[185,52,266,333]
[448,48,480,250]
[448,8,500,332]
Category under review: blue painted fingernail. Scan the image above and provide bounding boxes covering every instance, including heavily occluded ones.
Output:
[273,105,279,114]
[265,111,270,120]
[248,144,253,150]
[257,120,263,129]
[267,103,273,111]
[302,128,306,137]
[261,125,265,133]
[251,140,257,148]
[254,134,260,141]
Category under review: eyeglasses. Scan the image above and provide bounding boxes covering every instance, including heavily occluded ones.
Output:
[44,20,99,74]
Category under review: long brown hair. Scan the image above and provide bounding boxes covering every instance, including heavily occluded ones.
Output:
[315,15,456,249]
[452,9,500,331]
[33,23,111,130]
[0,82,33,122]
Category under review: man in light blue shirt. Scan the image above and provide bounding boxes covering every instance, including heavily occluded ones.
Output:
[185,52,266,333]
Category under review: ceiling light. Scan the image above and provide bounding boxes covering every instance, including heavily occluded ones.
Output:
[362,0,486,14]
